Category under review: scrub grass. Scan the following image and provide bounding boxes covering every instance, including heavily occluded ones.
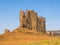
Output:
[19,40,60,45]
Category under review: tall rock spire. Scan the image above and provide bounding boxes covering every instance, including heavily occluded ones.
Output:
[20,10,46,33]
[20,10,27,28]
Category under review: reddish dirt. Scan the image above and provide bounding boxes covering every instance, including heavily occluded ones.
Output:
[0,27,58,45]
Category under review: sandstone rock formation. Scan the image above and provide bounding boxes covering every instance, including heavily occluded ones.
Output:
[4,29,10,34]
[0,10,46,41]
[38,17,46,33]
[20,10,27,28]
[26,10,32,29]
[20,10,46,33]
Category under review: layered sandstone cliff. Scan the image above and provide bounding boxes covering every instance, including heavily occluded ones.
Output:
[20,10,46,33]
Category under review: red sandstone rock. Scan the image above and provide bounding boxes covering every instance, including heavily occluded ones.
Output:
[20,10,46,33]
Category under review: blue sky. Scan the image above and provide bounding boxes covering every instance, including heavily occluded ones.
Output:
[0,0,60,34]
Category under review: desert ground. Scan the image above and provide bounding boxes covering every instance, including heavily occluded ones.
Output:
[0,28,60,45]
[0,35,60,45]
